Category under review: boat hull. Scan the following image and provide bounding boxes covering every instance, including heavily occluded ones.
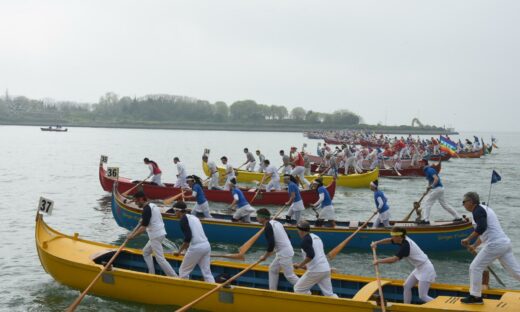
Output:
[112,187,473,252]
[211,164,379,188]
[36,214,520,311]
[99,163,335,205]
[310,162,441,178]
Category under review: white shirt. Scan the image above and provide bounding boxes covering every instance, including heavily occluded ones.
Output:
[269,220,294,257]
[207,161,217,175]
[265,165,280,181]
[472,205,511,246]
[301,233,330,272]
[186,214,210,247]
[177,162,186,177]
[146,203,167,240]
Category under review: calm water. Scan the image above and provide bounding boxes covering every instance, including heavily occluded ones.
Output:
[1,125,519,311]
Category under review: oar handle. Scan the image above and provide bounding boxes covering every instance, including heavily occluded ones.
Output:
[250,176,266,203]
[66,237,130,312]
[175,259,263,312]
[327,212,378,260]
[371,247,386,312]
[402,190,429,222]
[163,191,185,206]
[122,177,150,196]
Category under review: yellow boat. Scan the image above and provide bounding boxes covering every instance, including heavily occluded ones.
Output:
[203,162,379,188]
[37,214,520,311]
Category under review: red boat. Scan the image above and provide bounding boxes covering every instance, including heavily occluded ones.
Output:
[310,161,441,178]
[99,163,336,206]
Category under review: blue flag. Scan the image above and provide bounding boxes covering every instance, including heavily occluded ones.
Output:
[491,170,501,184]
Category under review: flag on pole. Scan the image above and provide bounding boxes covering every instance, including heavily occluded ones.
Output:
[439,136,457,156]
[491,170,501,184]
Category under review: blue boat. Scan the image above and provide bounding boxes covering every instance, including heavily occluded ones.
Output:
[112,185,473,252]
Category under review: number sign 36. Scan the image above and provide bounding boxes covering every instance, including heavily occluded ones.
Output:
[38,197,54,215]
[106,167,119,179]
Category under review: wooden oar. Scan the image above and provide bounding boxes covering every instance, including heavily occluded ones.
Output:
[122,177,149,196]
[175,259,263,312]
[212,205,287,260]
[250,175,267,203]
[371,246,387,311]
[402,190,429,222]
[66,233,134,311]
[163,191,185,206]
[467,246,505,287]
[327,212,378,260]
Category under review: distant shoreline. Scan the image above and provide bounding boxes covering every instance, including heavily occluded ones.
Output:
[0,120,458,135]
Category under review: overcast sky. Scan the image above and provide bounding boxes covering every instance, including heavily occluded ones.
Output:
[1,1,518,132]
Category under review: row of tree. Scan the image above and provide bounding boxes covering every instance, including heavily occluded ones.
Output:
[0,92,362,125]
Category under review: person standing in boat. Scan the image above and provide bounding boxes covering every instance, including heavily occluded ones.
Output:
[284,174,305,223]
[202,154,222,190]
[370,180,391,228]
[257,208,300,290]
[127,191,177,277]
[263,159,282,192]
[220,156,235,190]
[256,150,266,173]
[310,178,336,227]
[143,158,164,187]
[279,150,292,175]
[290,146,310,189]
[173,201,215,283]
[173,157,188,188]
[418,159,462,225]
[460,192,520,304]
[241,148,256,172]
[371,227,436,304]
[293,220,337,297]
[228,178,256,222]
[185,175,212,218]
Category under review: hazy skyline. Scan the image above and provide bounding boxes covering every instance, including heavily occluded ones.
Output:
[1,0,519,132]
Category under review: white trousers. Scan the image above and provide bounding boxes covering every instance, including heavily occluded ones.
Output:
[294,271,338,297]
[266,179,281,192]
[403,272,433,303]
[179,242,215,283]
[318,205,335,220]
[208,172,222,190]
[291,166,310,187]
[269,255,299,290]
[470,243,520,297]
[422,187,459,221]
[224,175,235,190]
[233,204,256,222]
[372,210,391,228]
[287,200,305,222]
[246,161,256,172]
[151,174,164,187]
[143,235,178,277]
[283,165,292,175]
[192,201,212,218]
[174,175,188,188]
[345,157,361,173]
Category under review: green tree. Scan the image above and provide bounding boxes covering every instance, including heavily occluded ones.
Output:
[290,107,306,120]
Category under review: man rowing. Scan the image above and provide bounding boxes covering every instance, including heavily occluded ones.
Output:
[371,226,436,304]
[460,192,520,304]
[143,157,164,187]
[279,150,292,174]
[228,178,256,222]
[258,208,300,290]
[289,146,310,189]
[241,148,256,172]
[263,159,282,192]
[202,154,222,190]
[284,174,305,223]
[220,156,235,190]
[173,201,215,283]
[186,175,212,218]
[256,150,266,173]
[173,157,188,188]
[311,178,336,227]
[127,191,177,277]
[418,159,462,225]
[293,220,337,297]
[370,180,390,228]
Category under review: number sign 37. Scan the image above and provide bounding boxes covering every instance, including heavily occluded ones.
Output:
[38,197,54,215]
